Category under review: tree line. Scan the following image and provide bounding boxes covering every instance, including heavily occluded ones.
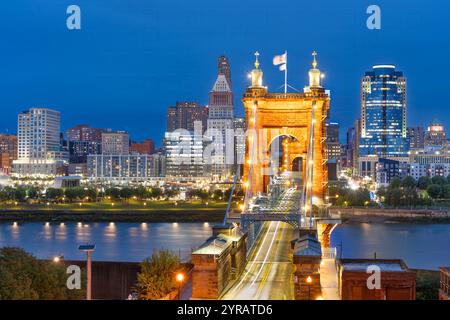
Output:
[0,186,243,203]
[378,175,450,207]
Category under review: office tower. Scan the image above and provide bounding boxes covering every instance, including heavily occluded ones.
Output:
[407,127,425,150]
[101,131,130,155]
[12,108,66,176]
[130,139,155,155]
[66,124,103,142]
[206,55,234,179]
[233,117,246,167]
[66,125,103,164]
[218,55,232,86]
[325,122,342,162]
[0,134,17,174]
[164,131,204,179]
[166,101,208,133]
[359,65,409,157]
[424,121,447,148]
[17,108,60,160]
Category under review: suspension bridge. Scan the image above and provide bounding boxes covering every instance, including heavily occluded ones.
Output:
[191,51,341,300]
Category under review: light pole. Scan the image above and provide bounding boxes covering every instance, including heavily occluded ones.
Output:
[176,272,185,300]
[306,275,313,300]
[78,244,95,300]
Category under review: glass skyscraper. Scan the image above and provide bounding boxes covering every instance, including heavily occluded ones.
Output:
[359,65,409,157]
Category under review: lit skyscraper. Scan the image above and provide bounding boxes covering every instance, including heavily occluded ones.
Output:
[359,65,409,157]
[12,108,66,176]
[206,55,234,179]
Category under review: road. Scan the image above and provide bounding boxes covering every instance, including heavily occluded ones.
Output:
[222,221,295,300]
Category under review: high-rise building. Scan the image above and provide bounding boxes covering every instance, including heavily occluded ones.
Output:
[407,127,425,150]
[424,121,447,149]
[130,139,155,155]
[0,134,17,174]
[345,119,360,169]
[12,108,66,177]
[166,102,208,133]
[164,131,204,179]
[325,122,342,162]
[218,55,232,86]
[66,125,104,164]
[101,131,130,155]
[206,55,234,179]
[66,124,103,142]
[359,65,409,158]
[17,108,60,160]
[233,117,246,169]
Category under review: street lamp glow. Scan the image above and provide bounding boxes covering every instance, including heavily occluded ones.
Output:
[306,276,312,284]
[176,273,185,283]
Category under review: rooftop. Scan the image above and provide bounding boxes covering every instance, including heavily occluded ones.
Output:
[340,259,408,272]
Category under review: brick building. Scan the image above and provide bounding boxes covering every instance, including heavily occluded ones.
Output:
[130,139,155,155]
[338,259,416,300]
[0,133,17,174]
[439,267,449,300]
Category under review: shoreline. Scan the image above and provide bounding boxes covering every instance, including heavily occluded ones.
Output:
[0,209,225,223]
[0,209,449,224]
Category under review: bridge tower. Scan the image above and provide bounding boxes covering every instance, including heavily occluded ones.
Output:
[243,52,330,200]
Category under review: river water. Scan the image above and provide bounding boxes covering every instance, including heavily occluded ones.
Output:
[0,221,448,270]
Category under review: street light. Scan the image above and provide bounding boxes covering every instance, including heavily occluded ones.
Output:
[306,276,313,300]
[53,255,64,263]
[176,272,185,300]
[78,244,95,300]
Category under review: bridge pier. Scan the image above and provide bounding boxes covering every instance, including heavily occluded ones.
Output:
[315,218,341,248]
[293,233,322,300]
[191,224,247,299]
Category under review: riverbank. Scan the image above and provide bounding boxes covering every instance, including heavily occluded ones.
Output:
[330,207,450,224]
[0,209,226,222]
[0,200,229,222]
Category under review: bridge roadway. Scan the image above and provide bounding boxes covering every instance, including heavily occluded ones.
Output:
[222,188,298,300]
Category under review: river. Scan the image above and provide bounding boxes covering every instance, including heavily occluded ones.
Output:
[0,221,448,270]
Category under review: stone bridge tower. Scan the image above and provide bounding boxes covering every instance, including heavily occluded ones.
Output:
[243,51,330,199]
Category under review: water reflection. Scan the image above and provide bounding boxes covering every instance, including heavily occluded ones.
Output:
[0,222,212,262]
[331,223,450,270]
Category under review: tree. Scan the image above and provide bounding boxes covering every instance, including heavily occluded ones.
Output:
[135,250,182,300]
[104,188,121,200]
[0,247,84,300]
[120,187,134,200]
[427,184,442,199]
[401,176,416,189]
[150,188,163,199]
[135,187,149,200]
[212,189,224,200]
[417,176,432,190]
[14,188,27,202]
[431,175,447,186]
[26,187,39,200]
[45,188,64,200]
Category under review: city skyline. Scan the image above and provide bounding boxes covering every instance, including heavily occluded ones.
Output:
[1,1,450,143]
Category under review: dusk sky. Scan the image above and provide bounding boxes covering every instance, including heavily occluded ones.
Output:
[1,0,449,146]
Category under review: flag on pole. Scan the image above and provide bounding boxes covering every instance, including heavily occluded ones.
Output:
[273,51,288,93]
[273,53,287,66]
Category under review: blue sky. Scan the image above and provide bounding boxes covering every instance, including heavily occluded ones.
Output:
[1,0,449,145]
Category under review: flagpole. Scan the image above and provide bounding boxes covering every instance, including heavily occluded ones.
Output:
[284,50,288,95]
